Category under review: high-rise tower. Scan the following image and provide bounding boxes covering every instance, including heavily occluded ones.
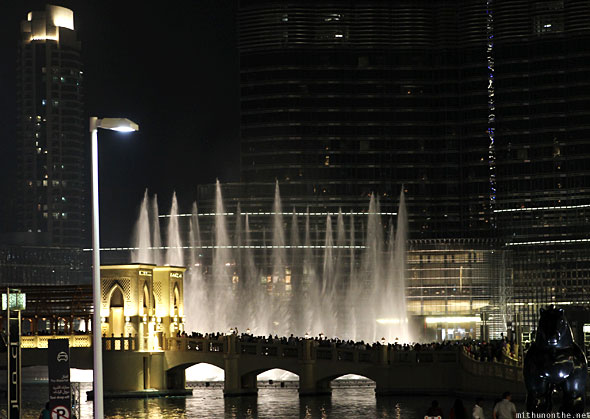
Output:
[15,5,86,247]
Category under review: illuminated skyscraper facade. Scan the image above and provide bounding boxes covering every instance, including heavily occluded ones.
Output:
[238,1,492,239]
[232,0,590,330]
[492,0,590,326]
[15,5,86,247]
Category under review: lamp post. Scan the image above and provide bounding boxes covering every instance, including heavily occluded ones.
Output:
[89,117,139,419]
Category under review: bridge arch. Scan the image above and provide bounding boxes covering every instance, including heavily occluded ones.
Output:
[184,362,225,382]
[314,370,379,393]
[257,368,299,382]
[165,361,225,390]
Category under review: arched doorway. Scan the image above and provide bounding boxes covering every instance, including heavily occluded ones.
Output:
[143,283,150,316]
[109,287,124,337]
[173,284,180,317]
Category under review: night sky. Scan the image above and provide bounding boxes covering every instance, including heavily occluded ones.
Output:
[0,1,240,246]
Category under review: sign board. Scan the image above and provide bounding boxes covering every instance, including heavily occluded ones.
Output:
[51,405,70,419]
[2,292,26,311]
[48,339,71,419]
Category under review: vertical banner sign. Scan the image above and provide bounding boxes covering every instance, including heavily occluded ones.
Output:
[48,339,71,419]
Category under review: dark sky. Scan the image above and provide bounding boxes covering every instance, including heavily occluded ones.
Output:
[0,1,240,246]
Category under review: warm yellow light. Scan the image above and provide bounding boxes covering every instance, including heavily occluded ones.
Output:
[425,316,481,324]
[31,35,59,41]
[49,5,74,30]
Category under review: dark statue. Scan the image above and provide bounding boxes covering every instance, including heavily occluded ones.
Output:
[524,306,587,413]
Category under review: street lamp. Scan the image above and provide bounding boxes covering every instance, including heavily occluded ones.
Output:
[89,117,139,419]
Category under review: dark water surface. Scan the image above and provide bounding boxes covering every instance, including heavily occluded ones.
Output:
[4,382,525,418]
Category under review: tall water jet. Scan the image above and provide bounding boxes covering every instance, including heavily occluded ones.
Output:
[185,202,206,333]
[243,213,263,334]
[269,181,288,334]
[166,192,183,267]
[131,189,152,264]
[135,181,412,345]
[212,180,232,331]
[271,181,286,281]
[393,190,410,341]
[288,209,301,335]
[319,215,335,336]
[334,210,346,336]
[232,204,246,329]
[361,194,384,341]
[150,194,164,266]
[343,211,357,340]
[301,208,315,334]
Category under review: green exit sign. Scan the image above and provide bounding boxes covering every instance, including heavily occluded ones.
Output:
[2,293,26,311]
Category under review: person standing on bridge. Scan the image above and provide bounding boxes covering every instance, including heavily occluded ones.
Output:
[472,398,485,419]
[492,392,516,419]
[426,400,444,418]
[38,402,50,419]
[450,398,467,419]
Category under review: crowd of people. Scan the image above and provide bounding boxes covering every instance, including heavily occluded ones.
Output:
[426,391,517,419]
[177,330,521,364]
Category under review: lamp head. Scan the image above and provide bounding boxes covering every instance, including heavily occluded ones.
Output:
[94,117,139,133]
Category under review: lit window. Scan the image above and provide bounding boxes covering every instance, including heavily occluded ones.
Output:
[41,99,47,106]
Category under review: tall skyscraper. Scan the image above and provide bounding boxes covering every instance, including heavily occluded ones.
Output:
[237,1,493,238]
[232,0,590,329]
[15,5,86,247]
[492,0,590,325]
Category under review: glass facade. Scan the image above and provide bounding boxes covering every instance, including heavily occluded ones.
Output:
[229,0,590,331]
[16,5,87,247]
[0,244,88,286]
[493,0,590,329]
[238,1,492,238]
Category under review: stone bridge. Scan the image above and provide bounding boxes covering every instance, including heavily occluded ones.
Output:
[1,334,525,398]
[117,335,525,398]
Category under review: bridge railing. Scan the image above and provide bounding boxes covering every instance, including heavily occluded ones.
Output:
[102,335,138,351]
[21,334,92,349]
[238,341,301,359]
[460,347,522,382]
[166,337,226,353]
[164,336,464,367]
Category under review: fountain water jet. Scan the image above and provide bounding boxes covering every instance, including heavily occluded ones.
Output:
[131,189,152,264]
[134,183,412,345]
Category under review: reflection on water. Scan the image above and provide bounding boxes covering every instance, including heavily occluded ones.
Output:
[7,382,524,418]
